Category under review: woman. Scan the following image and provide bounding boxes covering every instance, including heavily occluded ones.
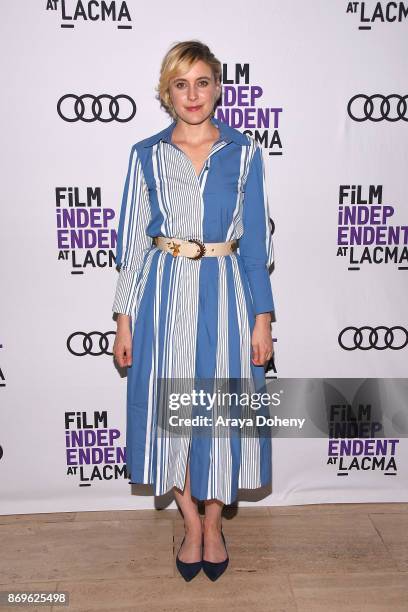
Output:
[112,40,275,581]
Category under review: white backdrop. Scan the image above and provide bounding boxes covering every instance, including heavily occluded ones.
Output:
[1,1,407,514]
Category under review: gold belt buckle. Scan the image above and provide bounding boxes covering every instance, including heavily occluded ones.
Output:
[187,238,206,260]
[164,237,206,259]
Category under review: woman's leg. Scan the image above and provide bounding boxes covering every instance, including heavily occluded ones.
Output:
[203,499,228,562]
[173,458,202,562]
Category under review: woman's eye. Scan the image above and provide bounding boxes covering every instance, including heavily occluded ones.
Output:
[173,80,208,89]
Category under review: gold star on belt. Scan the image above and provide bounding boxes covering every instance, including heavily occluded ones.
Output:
[167,240,181,257]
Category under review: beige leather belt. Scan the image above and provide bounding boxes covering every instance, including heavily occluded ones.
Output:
[154,236,238,260]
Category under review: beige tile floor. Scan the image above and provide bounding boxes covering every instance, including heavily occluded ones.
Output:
[0,503,407,611]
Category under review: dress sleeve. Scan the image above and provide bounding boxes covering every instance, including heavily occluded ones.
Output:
[112,145,153,315]
[238,142,275,316]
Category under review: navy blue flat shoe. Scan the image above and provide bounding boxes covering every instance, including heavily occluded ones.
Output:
[202,530,229,581]
[176,535,202,581]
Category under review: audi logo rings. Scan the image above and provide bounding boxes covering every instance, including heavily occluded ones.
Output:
[67,331,116,356]
[338,326,408,351]
[57,94,137,123]
[347,94,408,122]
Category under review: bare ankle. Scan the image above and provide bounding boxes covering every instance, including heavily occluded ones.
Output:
[184,515,202,532]
[203,517,222,532]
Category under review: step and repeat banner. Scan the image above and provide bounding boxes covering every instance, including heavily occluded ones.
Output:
[1,1,407,513]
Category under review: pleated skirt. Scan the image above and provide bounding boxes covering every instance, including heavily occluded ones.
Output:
[125,247,272,505]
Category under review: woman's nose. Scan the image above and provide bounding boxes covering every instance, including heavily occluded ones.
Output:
[187,86,198,101]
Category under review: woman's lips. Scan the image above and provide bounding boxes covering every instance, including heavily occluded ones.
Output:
[186,105,202,111]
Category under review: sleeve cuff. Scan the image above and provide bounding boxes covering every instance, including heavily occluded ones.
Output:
[112,268,138,315]
[245,267,275,315]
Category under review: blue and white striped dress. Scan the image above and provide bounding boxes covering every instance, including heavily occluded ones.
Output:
[112,115,275,505]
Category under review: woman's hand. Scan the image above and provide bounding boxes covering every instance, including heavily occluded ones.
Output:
[251,312,274,366]
[113,314,133,368]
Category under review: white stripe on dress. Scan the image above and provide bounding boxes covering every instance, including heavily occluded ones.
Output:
[112,146,154,315]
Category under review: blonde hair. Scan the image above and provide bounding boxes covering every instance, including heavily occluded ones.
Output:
[156,40,222,119]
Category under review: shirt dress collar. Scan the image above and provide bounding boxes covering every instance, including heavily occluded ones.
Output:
[141,115,250,147]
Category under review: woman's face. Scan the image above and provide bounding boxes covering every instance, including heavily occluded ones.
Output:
[168,59,221,124]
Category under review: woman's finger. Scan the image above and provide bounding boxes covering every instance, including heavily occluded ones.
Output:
[252,343,261,365]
